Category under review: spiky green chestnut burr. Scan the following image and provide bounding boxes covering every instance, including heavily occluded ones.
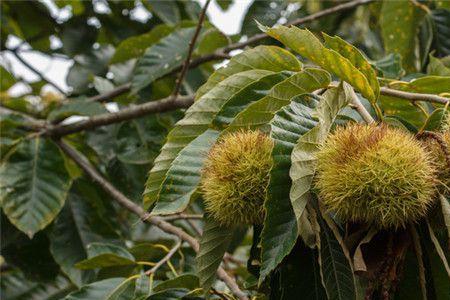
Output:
[200,130,273,227]
[315,124,437,229]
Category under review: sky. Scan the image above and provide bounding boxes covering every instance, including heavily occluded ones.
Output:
[1,0,253,96]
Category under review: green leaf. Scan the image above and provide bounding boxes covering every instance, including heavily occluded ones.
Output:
[153,274,200,292]
[48,100,107,122]
[105,276,136,300]
[259,94,320,284]
[64,278,126,300]
[93,76,115,94]
[389,75,450,94]
[317,211,356,300]
[1,214,60,282]
[134,274,151,298]
[432,9,450,57]
[196,28,230,55]
[263,25,377,102]
[289,83,352,231]
[427,55,450,76]
[373,53,404,79]
[380,0,425,73]
[0,138,71,237]
[242,0,286,36]
[196,218,234,293]
[132,27,196,93]
[111,24,174,64]
[146,288,191,299]
[1,66,16,91]
[75,243,135,269]
[424,222,450,300]
[145,0,180,25]
[143,69,275,208]
[323,34,379,99]
[196,45,302,100]
[423,108,448,131]
[49,180,121,286]
[152,129,219,215]
[270,240,326,299]
[215,68,331,132]
[0,271,73,300]
[60,16,98,56]
[212,71,291,129]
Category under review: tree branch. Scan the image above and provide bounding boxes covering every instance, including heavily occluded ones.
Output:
[172,0,211,98]
[380,87,449,105]
[44,95,194,137]
[54,140,248,300]
[8,49,66,95]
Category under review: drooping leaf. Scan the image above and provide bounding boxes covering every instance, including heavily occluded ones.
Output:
[143,70,276,208]
[289,83,352,230]
[224,68,331,132]
[259,94,320,284]
[152,129,219,215]
[132,27,196,93]
[0,138,71,237]
[196,45,302,100]
[317,210,356,300]
[63,278,126,300]
[75,243,135,270]
[262,25,377,102]
[196,218,234,293]
[380,0,425,73]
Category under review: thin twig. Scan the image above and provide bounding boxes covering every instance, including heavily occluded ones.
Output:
[43,95,194,137]
[8,49,66,95]
[380,87,449,105]
[145,240,182,275]
[172,0,211,98]
[54,140,248,300]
